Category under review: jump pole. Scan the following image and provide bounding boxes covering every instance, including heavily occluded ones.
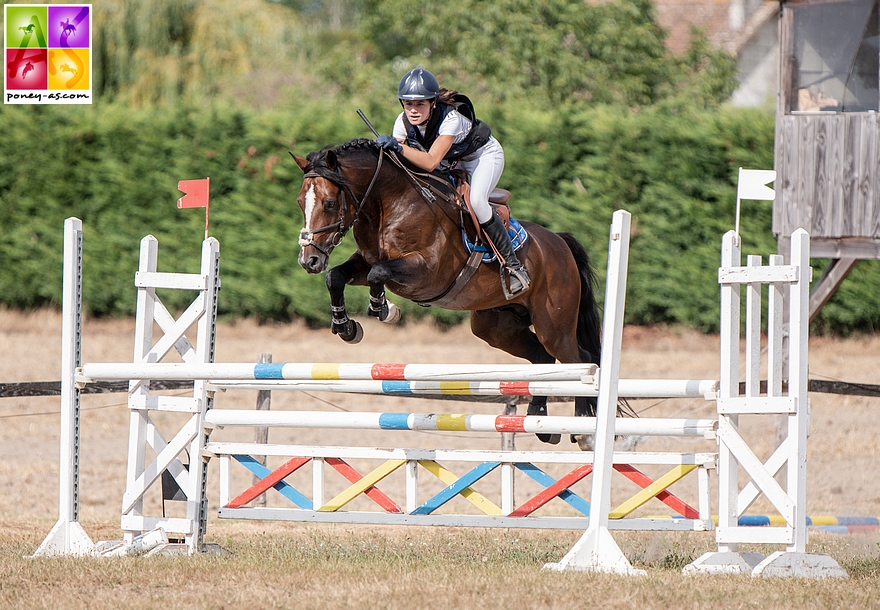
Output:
[79,362,601,382]
[204,409,717,437]
[205,378,718,399]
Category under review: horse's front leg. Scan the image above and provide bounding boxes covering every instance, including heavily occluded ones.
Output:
[367,285,401,324]
[326,254,371,344]
[366,256,427,323]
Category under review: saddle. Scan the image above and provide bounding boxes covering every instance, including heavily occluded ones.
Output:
[448,169,511,230]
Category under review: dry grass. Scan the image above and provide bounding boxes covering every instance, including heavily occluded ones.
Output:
[2,309,880,608]
[2,524,879,609]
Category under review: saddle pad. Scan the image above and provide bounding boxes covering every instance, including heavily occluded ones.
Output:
[462,217,529,264]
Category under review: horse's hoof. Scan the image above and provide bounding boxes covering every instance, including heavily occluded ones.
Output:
[617,435,643,451]
[380,302,401,324]
[572,435,641,452]
[345,320,364,343]
[574,434,594,451]
[536,433,561,445]
[334,320,364,344]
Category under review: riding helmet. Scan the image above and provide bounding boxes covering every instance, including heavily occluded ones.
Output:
[398,68,440,101]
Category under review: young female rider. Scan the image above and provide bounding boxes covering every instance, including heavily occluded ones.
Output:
[374,68,530,297]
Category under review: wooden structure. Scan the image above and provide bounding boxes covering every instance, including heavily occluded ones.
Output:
[774,0,880,320]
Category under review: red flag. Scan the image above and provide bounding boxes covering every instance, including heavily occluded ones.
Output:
[177,178,210,209]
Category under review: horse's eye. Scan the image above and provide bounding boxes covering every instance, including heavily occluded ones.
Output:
[324,198,338,211]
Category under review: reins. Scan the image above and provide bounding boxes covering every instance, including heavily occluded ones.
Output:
[355,110,459,208]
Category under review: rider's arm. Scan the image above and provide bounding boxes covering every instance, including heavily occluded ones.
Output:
[398,135,454,172]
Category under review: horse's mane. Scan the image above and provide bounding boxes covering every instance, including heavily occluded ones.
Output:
[303,139,380,189]
[335,138,377,153]
[305,137,457,203]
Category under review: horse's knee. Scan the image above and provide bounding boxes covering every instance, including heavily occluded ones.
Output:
[325,267,348,293]
[366,263,395,286]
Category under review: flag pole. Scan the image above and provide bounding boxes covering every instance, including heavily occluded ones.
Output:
[204,177,210,240]
[735,167,742,237]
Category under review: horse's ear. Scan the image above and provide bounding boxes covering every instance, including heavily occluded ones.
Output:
[326,150,338,171]
[289,152,309,172]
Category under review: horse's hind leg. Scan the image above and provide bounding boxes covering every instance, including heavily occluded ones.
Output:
[471,308,561,444]
[526,296,600,445]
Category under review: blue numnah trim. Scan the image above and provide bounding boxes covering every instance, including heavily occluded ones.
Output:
[462,217,529,264]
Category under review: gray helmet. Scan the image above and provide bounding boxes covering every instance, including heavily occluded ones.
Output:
[398,68,440,101]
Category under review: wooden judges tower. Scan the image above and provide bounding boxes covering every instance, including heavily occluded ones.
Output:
[774,0,879,319]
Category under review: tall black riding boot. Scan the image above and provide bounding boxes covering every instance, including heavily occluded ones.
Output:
[481,211,530,297]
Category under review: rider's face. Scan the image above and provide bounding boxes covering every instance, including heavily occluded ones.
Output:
[402,99,434,126]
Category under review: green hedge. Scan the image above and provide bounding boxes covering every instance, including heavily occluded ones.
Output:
[2,100,879,334]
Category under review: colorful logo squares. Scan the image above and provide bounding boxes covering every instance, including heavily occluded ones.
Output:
[4,4,92,104]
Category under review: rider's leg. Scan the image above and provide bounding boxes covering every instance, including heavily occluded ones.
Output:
[481,212,529,296]
[463,138,530,296]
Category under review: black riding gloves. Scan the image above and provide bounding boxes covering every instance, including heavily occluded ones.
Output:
[375,134,402,153]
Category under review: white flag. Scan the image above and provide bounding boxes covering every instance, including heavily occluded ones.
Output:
[737,168,776,201]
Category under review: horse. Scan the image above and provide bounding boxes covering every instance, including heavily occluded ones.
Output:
[291,138,619,447]
[60,19,76,37]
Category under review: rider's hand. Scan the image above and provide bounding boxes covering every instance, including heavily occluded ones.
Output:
[375,134,402,153]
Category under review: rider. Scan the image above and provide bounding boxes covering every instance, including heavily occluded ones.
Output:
[374,68,530,297]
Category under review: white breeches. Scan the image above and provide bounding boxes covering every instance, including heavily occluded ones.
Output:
[458,136,505,224]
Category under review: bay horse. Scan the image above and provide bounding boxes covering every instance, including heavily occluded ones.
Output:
[291,138,613,447]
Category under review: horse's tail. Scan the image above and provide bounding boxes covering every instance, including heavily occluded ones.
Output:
[559,232,638,421]
[557,232,602,365]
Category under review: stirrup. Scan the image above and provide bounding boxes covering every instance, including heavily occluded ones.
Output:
[500,265,530,300]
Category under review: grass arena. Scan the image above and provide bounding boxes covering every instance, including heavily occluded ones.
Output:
[4,213,880,607]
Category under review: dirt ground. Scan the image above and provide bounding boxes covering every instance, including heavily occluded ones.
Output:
[1,307,879,540]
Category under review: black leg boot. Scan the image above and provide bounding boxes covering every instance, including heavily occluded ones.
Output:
[481,211,530,297]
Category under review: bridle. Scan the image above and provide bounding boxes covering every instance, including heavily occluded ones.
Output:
[298,150,385,256]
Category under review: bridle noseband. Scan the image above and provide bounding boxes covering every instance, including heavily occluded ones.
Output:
[298,150,385,256]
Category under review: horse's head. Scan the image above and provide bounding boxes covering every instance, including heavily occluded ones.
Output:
[291,149,356,274]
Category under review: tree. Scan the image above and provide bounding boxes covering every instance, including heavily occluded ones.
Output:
[358,0,724,107]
